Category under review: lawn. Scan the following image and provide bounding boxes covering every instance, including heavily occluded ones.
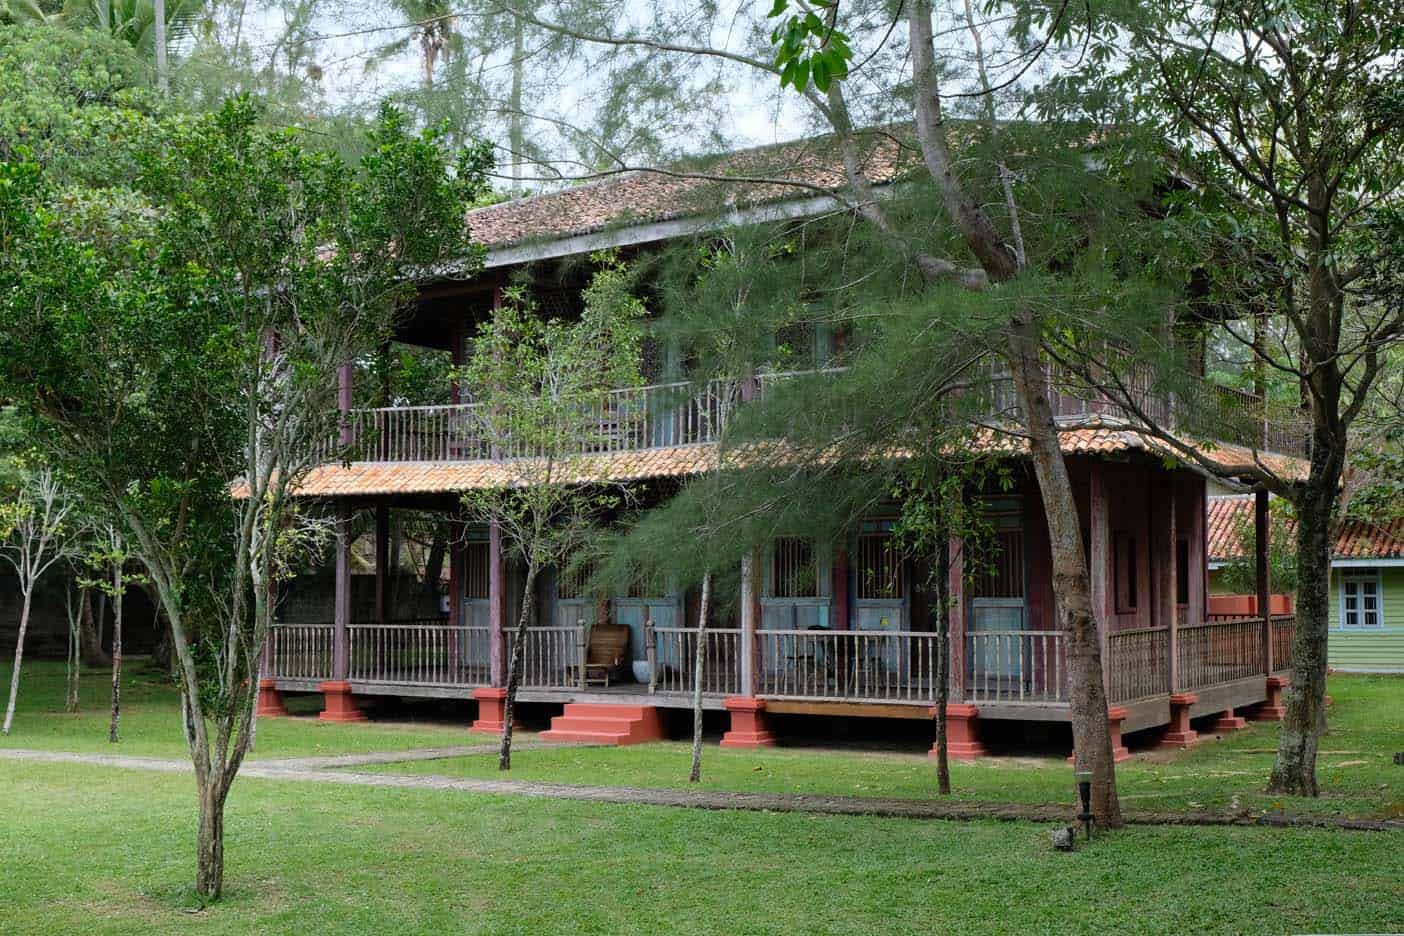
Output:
[1,757,1401,935]
[0,661,1401,933]
[0,660,494,760]
[373,673,1404,821]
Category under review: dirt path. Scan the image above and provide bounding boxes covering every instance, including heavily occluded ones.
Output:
[1,747,1398,832]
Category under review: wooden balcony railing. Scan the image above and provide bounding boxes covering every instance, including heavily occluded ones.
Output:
[965,630,1069,703]
[644,625,742,696]
[321,363,1309,467]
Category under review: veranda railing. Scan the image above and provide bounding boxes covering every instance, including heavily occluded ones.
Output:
[643,624,742,696]
[1106,626,1170,703]
[965,629,1069,703]
[347,621,491,687]
[1177,618,1264,691]
[1270,613,1296,673]
[267,622,334,681]
[755,628,942,704]
[503,625,586,690]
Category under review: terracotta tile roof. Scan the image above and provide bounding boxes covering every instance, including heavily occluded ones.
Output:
[467,132,911,250]
[281,423,1310,499]
[1207,495,1404,561]
[289,445,718,497]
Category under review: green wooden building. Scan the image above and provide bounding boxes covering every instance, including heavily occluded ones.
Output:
[1209,495,1404,673]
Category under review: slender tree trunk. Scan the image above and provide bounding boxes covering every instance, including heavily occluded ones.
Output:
[1269,476,1334,795]
[109,566,123,743]
[499,565,537,770]
[195,776,226,900]
[66,586,82,713]
[153,0,169,94]
[78,587,109,668]
[933,535,951,795]
[2,589,34,735]
[1007,309,1122,827]
[510,12,525,185]
[689,572,711,783]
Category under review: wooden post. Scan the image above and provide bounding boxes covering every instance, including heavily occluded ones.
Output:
[447,517,464,677]
[1159,479,1179,693]
[576,620,588,689]
[488,519,507,686]
[1255,487,1273,674]
[948,534,966,701]
[644,619,657,693]
[739,551,760,697]
[1089,463,1112,689]
[332,502,352,681]
[338,360,354,447]
[374,503,390,628]
[831,547,850,631]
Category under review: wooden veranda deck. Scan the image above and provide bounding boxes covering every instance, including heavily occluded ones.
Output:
[268,614,1295,730]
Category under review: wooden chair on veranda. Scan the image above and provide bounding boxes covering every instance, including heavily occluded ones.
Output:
[574,623,631,688]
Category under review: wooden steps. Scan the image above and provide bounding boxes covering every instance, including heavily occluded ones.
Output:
[541,703,667,746]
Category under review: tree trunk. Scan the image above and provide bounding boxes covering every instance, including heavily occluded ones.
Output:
[510,14,525,185]
[66,588,82,713]
[195,777,226,901]
[1268,476,1333,795]
[79,587,110,668]
[153,0,169,94]
[109,566,123,743]
[2,589,34,735]
[498,565,537,771]
[933,535,951,795]
[1006,309,1122,827]
[689,572,711,783]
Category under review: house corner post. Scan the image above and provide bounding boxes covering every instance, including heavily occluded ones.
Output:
[1162,480,1179,694]
[1089,462,1112,690]
[374,502,390,628]
[319,500,366,722]
[488,519,507,687]
[739,551,759,698]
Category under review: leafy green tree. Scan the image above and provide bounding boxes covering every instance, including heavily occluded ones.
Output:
[458,253,647,770]
[0,97,488,899]
[1035,0,1404,796]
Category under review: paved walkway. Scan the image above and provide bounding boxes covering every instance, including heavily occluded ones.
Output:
[1,748,1397,832]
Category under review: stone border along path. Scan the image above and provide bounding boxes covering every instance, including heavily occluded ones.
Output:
[1,748,1399,833]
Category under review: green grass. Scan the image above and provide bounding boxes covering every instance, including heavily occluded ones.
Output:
[373,674,1404,821]
[0,660,491,760]
[0,661,1400,932]
[1,757,1401,935]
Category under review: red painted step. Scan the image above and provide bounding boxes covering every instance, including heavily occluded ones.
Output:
[541,703,667,746]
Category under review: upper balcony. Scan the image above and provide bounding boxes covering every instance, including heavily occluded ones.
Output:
[321,364,1310,469]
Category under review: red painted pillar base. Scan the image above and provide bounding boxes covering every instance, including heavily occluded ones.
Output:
[1068,706,1132,764]
[720,697,776,748]
[930,703,986,760]
[256,678,289,717]
[1248,675,1289,722]
[1158,693,1201,749]
[317,680,366,722]
[470,687,520,734]
[1209,708,1248,733]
